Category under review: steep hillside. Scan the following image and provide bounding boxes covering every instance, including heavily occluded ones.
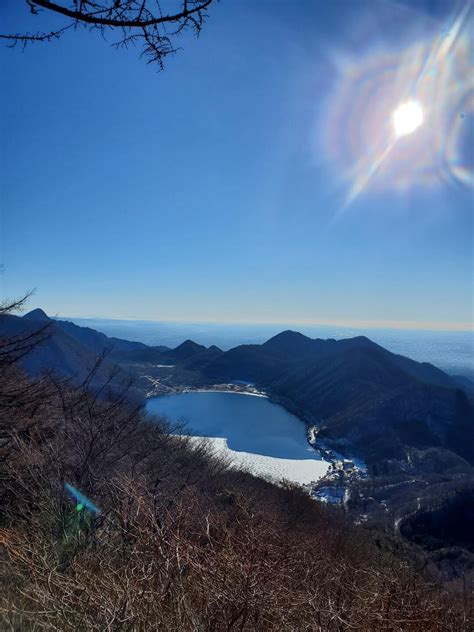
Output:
[23,309,148,355]
[2,353,471,629]
[4,316,472,467]
[0,311,144,404]
[111,346,171,363]
[112,339,222,370]
[201,331,473,465]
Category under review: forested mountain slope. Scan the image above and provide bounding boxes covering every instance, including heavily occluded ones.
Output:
[2,315,472,467]
[0,310,144,403]
[200,331,474,465]
[2,322,472,630]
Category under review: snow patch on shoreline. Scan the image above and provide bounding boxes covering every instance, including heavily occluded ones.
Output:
[147,391,330,486]
[188,435,330,485]
[183,388,268,398]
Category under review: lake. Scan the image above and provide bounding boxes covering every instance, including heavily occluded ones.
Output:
[146,391,329,485]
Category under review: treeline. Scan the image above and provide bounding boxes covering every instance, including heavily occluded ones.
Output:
[1,305,472,630]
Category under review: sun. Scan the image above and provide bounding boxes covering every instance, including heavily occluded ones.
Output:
[392,100,424,137]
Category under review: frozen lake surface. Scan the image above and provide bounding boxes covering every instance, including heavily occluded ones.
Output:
[146,391,329,485]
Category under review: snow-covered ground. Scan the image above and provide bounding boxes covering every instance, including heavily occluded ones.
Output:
[184,388,268,398]
[189,435,329,485]
[147,391,330,486]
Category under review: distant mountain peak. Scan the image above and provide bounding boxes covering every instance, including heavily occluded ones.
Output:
[176,339,206,351]
[278,329,307,337]
[344,335,375,345]
[261,330,320,359]
[167,339,207,361]
[337,335,380,351]
[351,335,374,344]
[264,330,311,345]
[208,345,223,353]
[23,308,51,322]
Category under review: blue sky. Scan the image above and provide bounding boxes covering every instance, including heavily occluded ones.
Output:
[1,0,472,328]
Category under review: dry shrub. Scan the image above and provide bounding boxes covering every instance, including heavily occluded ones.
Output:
[0,335,471,630]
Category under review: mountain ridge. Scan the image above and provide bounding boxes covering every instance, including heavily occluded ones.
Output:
[2,309,472,466]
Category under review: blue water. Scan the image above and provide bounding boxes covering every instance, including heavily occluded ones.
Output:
[146,391,317,461]
[69,317,474,379]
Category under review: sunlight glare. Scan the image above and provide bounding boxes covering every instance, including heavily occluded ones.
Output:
[392,100,424,137]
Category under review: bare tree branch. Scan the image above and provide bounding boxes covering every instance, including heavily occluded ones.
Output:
[0,291,35,316]
[1,1,215,66]
[29,0,212,29]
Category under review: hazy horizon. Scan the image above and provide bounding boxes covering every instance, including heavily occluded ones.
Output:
[28,305,474,332]
[36,311,474,379]
[1,1,473,621]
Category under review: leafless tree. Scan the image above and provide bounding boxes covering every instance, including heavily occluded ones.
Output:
[1,295,472,630]
[0,290,33,316]
[1,0,215,68]
[0,291,51,368]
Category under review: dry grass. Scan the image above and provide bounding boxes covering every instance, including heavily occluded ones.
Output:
[1,321,472,631]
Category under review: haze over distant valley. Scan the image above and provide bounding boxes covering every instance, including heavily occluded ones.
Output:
[2,0,474,626]
[63,316,474,380]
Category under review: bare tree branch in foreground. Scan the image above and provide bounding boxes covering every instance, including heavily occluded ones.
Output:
[1,0,215,68]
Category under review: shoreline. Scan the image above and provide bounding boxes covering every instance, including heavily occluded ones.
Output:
[146,382,269,399]
[145,381,368,500]
[146,383,367,492]
[179,388,269,398]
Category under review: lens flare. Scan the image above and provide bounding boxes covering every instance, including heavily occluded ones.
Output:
[392,101,424,137]
[64,483,101,515]
[320,5,473,207]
